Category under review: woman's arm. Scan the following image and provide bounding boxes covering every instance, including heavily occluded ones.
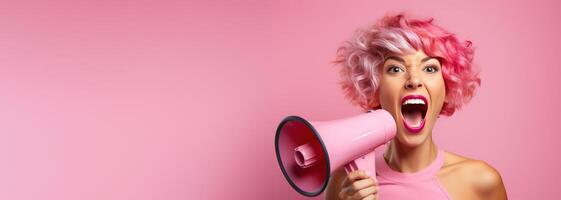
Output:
[324,168,346,200]
[324,168,379,200]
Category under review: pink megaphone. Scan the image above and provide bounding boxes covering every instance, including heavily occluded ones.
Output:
[275,109,396,197]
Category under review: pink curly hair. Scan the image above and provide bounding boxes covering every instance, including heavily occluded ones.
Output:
[335,13,481,116]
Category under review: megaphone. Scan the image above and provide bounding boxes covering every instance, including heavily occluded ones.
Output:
[274,109,396,197]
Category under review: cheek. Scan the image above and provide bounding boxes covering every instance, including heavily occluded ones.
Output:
[426,77,446,113]
[377,77,402,109]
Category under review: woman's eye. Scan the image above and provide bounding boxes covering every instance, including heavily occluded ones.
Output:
[423,65,439,73]
[387,66,404,74]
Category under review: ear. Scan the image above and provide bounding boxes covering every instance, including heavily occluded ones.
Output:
[439,98,450,116]
[367,94,381,110]
[367,103,382,110]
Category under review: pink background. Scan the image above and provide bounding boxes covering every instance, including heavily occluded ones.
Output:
[0,0,559,199]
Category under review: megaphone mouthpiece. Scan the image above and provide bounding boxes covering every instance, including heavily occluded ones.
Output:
[294,143,321,168]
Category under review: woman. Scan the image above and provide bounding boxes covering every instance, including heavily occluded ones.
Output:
[324,14,507,200]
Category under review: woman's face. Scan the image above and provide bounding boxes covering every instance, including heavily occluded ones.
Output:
[377,50,446,147]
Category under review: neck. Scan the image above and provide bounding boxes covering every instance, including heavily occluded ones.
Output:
[383,135,438,173]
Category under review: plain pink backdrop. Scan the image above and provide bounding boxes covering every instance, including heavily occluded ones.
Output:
[0,0,559,199]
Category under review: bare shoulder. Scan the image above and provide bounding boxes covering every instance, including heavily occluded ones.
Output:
[439,151,507,199]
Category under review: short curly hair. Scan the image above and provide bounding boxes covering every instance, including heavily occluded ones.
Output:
[335,13,481,116]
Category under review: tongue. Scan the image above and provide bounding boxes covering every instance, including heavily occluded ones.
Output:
[403,110,423,127]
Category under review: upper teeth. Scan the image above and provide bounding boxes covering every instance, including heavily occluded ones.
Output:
[403,98,425,105]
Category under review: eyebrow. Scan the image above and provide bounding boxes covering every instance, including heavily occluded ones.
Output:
[385,56,436,63]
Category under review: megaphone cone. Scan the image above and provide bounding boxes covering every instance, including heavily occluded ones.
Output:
[275,109,396,197]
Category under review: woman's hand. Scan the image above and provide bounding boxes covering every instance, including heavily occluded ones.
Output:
[337,170,379,200]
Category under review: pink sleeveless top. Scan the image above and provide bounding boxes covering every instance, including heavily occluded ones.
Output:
[375,149,452,200]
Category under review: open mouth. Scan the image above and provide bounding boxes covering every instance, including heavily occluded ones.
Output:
[400,95,428,134]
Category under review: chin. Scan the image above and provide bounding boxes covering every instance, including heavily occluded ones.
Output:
[394,127,431,147]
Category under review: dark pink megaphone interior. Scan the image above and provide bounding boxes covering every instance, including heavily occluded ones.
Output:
[275,116,329,197]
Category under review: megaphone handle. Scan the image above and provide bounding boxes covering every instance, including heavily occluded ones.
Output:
[343,150,376,178]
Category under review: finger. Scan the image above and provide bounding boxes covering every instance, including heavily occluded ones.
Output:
[349,178,376,192]
[362,194,376,200]
[351,185,378,199]
[343,170,371,186]
[341,178,376,197]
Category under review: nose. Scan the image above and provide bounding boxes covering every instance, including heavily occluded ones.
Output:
[404,75,423,90]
